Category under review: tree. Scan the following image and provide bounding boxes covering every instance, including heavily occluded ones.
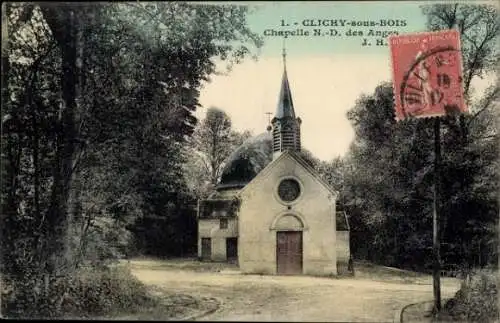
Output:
[1,2,262,317]
[421,3,499,268]
[194,107,233,185]
[422,4,498,101]
[185,107,251,199]
[342,2,498,271]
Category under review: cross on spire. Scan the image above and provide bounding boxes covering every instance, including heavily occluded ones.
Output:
[265,112,273,132]
[265,112,273,124]
[282,38,287,71]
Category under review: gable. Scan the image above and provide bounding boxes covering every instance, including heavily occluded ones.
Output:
[239,151,338,199]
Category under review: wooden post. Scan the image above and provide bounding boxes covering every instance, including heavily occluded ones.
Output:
[433,117,442,314]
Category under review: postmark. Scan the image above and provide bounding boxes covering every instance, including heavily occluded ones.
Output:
[389,30,467,121]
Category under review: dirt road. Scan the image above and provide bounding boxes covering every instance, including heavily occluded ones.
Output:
[129,260,460,322]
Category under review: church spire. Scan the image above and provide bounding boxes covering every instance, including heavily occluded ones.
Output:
[275,43,295,119]
[271,44,302,159]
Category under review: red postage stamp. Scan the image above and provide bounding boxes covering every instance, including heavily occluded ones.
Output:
[389,30,467,121]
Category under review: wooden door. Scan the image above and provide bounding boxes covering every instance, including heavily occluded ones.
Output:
[276,231,303,275]
[201,238,211,260]
[226,238,238,261]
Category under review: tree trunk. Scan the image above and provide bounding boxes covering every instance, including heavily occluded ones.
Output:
[39,3,83,282]
[1,3,8,109]
[1,1,10,278]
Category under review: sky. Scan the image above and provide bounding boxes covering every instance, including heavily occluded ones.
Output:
[198,1,494,161]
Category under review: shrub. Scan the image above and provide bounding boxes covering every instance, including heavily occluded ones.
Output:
[2,264,157,319]
[1,265,56,319]
[60,265,157,318]
[445,268,499,322]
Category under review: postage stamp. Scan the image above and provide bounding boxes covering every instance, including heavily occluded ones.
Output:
[389,29,467,121]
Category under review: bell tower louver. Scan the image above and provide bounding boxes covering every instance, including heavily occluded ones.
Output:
[271,48,302,160]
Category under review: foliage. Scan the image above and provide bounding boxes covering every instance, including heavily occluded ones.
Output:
[294,149,345,194]
[341,3,499,271]
[1,2,261,318]
[130,193,198,257]
[2,265,157,319]
[184,107,252,199]
[444,269,499,322]
[344,82,498,270]
[421,3,499,99]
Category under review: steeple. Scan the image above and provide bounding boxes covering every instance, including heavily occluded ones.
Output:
[275,47,296,119]
[271,45,302,160]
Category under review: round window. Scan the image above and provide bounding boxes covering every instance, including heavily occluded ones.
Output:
[277,178,301,202]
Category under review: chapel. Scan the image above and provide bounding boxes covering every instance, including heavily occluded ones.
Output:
[197,51,351,276]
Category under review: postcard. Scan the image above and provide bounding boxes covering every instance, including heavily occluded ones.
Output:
[1,1,498,322]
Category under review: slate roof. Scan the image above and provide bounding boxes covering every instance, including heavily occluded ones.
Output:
[218,132,273,190]
[275,69,296,119]
[218,133,333,193]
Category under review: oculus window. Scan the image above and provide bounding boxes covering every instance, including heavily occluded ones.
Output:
[278,178,301,202]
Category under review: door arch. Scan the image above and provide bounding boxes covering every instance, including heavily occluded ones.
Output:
[272,214,305,275]
[270,212,307,231]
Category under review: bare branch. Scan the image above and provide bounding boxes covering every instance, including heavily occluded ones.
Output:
[467,86,500,127]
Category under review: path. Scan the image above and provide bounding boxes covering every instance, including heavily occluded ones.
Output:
[129,260,460,322]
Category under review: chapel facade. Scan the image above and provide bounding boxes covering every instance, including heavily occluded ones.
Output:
[197,52,351,276]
